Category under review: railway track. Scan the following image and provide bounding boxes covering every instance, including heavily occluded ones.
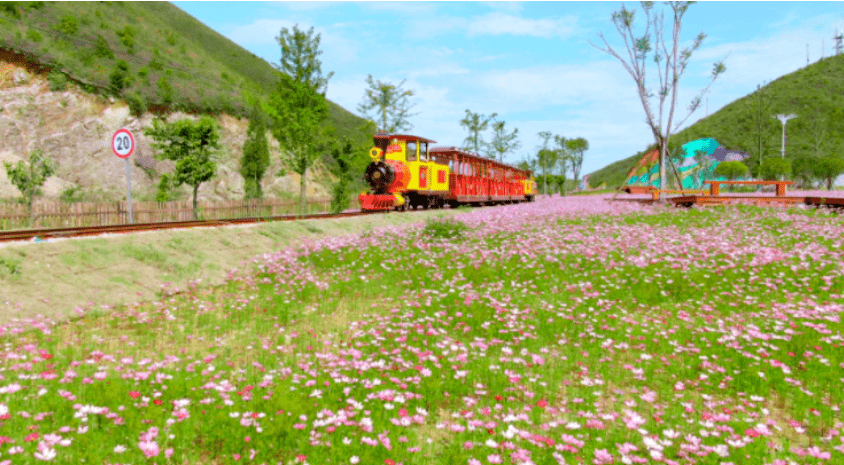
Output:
[0,210,389,243]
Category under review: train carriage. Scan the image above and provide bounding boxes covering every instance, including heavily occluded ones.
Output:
[360,133,535,212]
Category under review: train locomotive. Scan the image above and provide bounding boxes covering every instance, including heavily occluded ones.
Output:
[359,133,536,212]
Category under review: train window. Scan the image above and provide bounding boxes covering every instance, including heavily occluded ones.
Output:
[406,141,417,161]
[420,142,428,162]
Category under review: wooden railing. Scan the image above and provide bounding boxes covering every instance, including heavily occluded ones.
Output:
[705,180,794,197]
[0,196,361,230]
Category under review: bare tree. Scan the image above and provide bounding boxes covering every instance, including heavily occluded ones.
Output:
[591,1,727,200]
[460,110,498,154]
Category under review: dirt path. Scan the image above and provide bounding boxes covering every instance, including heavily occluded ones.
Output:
[0,209,461,325]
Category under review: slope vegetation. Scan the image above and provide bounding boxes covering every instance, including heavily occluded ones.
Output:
[0,1,370,144]
[588,53,844,188]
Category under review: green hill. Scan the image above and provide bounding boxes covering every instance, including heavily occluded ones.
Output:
[0,1,371,144]
[587,53,844,188]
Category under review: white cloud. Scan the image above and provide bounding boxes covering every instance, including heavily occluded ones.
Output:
[480,1,524,14]
[466,12,581,39]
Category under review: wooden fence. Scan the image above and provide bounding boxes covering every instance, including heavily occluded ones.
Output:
[0,196,362,230]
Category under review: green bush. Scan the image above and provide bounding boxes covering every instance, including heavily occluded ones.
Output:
[94,34,113,59]
[57,15,78,36]
[759,157,792,180]
[157,76,172,105]
[713,161,749,181]
[109,60,132,95]
[148,59,163,71]
[26,28,42,42]
[125,92,146,117]
[137,66,148,78]
[59,185,84,203]
[27,1,44,9]
[0,2,22,18]
[47,71,68,91]
[115,25,134,49]
[422,218,471,240]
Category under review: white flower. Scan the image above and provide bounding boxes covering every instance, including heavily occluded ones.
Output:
[350,456,360,464]
[485,439,499,448]
[34,445,57,461]
[342,437,352,446]
[114,445,127,453]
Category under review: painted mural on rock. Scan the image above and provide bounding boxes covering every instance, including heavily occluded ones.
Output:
[625,138,749,188]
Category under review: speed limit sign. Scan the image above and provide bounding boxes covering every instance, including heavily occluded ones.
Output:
[112,128,135,159]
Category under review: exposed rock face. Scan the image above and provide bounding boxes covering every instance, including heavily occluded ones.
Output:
[0,60,334,203]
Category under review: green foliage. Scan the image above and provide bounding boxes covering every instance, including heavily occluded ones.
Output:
[460,109,497,154]
[157,75,172,105]
[57,15,78,36]
[109,60,132,95]
[0,2,22,18]
[713,160,749,180]
[422,218,470,240]
[115,25,135,50]
[155,173,179,202]
[357,74,417,133]
[588,55,844,189]
[268,24,334,213]
[3,149,56,216]
[125,92,147,117]
[0,1,372,145]
[814,157,844,190]
[0,256,22,277]
[59,185,84,203]
[758,157,791,180]
[240,109,271,200]
[26,28,41,42]
[47,71,67,91]
[145,116,220,219]
[94,34,114,59]
[328,132,371,214]
[488,120,521,163]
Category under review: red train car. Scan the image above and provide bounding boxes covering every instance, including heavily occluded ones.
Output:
[360,133,535,211]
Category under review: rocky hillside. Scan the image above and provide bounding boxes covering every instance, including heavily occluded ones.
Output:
[0,59,336,203]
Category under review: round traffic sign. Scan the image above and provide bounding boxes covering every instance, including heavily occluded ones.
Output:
[112,128,135,159]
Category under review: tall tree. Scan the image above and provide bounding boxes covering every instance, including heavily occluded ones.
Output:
[145,116,220,219]
[329,122,376,214]
[553,135,572,196]
[357,75,417,133]
[566,137,589,192]
[4,149,56,226]
[460,110,497,154]
[750,82,775,175]
[267,24,335,214]
[536,131,557,196]
[488,120,521,162]
[592,1,727,200]
[240,105,271,200]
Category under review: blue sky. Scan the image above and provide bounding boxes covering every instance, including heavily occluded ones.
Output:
[173,1,844,175]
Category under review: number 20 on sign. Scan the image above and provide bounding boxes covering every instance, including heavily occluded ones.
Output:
[112,128,135,223]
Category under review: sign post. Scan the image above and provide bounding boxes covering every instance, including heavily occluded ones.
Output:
[112,128,136,224]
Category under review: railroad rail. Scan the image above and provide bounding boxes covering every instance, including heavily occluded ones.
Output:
[0,210,389,243]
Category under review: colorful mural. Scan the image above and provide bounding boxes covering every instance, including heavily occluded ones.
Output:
[625,138,749,188]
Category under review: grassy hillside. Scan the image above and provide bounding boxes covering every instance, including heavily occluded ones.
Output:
[588,53,844,188]
[0,1,371,145]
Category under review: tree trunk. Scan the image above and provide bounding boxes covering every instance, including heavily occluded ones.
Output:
[192,184,199,220]
[300,166,307,214]
[659,143,667,199]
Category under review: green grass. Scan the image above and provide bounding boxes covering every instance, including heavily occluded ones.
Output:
[0,201,840,464]
[0,1,372,147]
[587,53,844,189]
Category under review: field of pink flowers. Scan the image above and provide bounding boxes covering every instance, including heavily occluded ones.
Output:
[0,194,842,465]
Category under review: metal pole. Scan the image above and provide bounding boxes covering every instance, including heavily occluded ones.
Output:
[124,158,134,224]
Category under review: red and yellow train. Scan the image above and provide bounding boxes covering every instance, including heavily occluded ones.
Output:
[359,133,536,212]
